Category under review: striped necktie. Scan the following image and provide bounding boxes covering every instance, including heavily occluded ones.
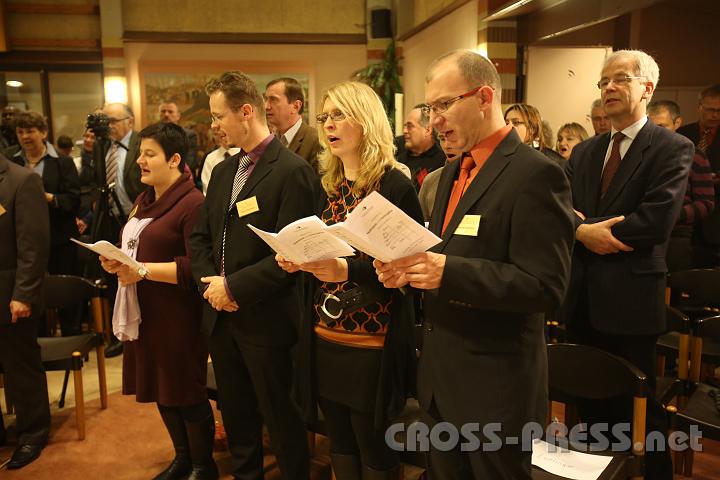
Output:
[106,142,120,185]
[221,154,253,274]
[697,129,711,155]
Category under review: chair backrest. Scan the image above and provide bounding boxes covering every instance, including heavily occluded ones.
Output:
[693,315,720,341]
[666,305,691,334]
[547,343,648,401]
[43,275,100,309]
[668,269,720,307]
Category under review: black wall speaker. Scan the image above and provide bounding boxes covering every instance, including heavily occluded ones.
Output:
[371,9,392,39]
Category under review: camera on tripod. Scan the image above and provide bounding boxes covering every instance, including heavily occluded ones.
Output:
[86,113,111,139]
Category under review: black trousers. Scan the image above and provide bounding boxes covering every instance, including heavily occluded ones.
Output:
[423,400,532,480]
[317,396,396,470]
[208,315,308,480]
[0,317,51,446]
[567,318,672,480]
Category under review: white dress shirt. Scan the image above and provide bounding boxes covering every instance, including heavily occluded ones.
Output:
[201,146,241,195]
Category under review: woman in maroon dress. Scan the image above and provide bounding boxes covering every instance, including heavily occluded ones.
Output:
[99,122,216,480]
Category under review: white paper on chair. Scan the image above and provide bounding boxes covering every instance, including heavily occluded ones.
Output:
[247,216,356,265]
[71,238,143,270]
[531,439,613,480]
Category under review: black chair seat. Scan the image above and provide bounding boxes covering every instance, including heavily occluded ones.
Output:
[38,333,101,365]
[657,331,680,354]
[676,382,720,442]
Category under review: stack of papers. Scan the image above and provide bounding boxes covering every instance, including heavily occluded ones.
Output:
[531,439,613,480]
[248,191,441,264]
[71,238,142,270]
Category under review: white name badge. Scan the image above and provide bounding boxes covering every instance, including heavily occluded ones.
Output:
[454,214,481,236]
[235,196,260,218]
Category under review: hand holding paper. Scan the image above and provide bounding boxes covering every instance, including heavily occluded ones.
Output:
[72,238,143,270]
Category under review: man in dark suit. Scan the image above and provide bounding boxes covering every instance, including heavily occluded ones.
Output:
[190,71,316,479]
[265,77,321,173]
[562,50,694,479]
[0,152,51,469]
[375,50,575,479]
[677,84,720,267]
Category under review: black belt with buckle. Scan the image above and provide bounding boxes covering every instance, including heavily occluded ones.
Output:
[314,285,388,324]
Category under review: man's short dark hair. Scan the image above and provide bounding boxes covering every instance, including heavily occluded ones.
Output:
[14,111,48,132]
[56,135,74,149]
[266,77,306,114]
[138,122,188,172]
[648,100,681,121]
[206,71,265,114]
[699,84,720,102]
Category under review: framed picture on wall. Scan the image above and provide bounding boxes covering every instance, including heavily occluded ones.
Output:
[139,61,313,158]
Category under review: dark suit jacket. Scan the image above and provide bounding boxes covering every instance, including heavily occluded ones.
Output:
[420,128,574,435]
[0,154,50,324]
[190,136,318,346]
[11,152,80,246]
[677,121,720,243]
[288,121,321,173]
[563,120,694,335]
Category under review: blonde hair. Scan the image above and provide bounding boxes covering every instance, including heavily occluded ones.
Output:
[556,122,589,144]
[317,81,398,197]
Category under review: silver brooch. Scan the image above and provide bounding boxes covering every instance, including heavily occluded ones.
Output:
[127,238,138,250]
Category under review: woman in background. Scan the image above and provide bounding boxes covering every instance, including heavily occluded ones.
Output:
[99,123,216,480]
[277,81,422,480]
[504,103,564,164]
[556,122,589,161]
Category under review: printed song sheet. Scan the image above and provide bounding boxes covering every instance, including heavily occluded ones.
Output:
[531,439,613,480]
[71,238,143,270]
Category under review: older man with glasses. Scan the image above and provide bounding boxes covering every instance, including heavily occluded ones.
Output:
[561,50,694,480]
[677,84,720,267]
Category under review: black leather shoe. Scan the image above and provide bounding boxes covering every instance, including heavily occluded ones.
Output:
[7,444,43,469]
[104,341,123,358]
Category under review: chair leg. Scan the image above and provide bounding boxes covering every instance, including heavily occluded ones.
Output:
[683,448,694,477]
[59,370,71,408]
[72,352,86,440]
[1,374,12,415]
[96,345,108,409]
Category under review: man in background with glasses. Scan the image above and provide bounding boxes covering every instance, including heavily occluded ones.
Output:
[562,50,694,480]
[678,84,720,267]
[375,49,574,479]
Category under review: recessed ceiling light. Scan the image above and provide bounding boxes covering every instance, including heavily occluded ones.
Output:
[6,80,23,88]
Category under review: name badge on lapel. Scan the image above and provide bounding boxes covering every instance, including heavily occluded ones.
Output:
[454,214,481,236]
[235,196,260,218]
[0,203,6,217]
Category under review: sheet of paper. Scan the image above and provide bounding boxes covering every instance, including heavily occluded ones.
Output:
[338,191,441,263]
[248,216,355,264]
[71,238,143,270]
[531,439,613,480]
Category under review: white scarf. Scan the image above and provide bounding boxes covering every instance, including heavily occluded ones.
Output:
[112,217,153,341]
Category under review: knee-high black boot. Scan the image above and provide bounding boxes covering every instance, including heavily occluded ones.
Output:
[181,401,219,480]
[155,404,192,480]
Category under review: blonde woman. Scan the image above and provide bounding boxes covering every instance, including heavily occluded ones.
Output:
[277,81,422,480]
[556,122,589,161]
[504,103,564,164]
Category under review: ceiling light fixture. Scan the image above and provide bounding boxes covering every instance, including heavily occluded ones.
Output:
[6,80,23,88]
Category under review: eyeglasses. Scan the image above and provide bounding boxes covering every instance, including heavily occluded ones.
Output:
[108,116,130,124]
[210,109,230,123]
[597,76,645,90]
[316,110,346,124]
[701,105,720,115]
[421,86,484,116]
[506,118,526,127]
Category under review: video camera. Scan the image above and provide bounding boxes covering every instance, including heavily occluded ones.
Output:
[86,112,111,139]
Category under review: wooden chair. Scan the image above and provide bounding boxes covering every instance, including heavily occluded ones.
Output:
[656,306,691,407]
[533,343,649,480]
[38,275,109,440]
[672,314,720,477]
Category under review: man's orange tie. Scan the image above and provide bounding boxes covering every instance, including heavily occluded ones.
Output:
[442,154,476,235]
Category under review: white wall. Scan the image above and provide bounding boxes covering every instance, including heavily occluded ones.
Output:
[526,46,611,140]
[401,1,478,115]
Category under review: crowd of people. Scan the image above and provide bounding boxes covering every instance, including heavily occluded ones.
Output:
[0,47,719,480]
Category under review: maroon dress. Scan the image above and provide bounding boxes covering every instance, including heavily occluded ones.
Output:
[121,172,208,406]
